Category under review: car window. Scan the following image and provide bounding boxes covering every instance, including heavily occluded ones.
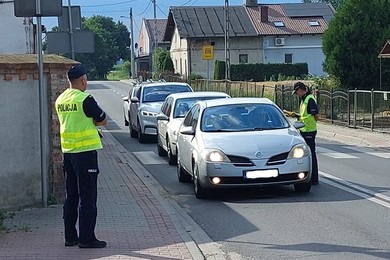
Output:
[136,86,142,99]
[183,105,197,127]
[166,98,173,116]
[173,96,227,118]
[161,99,168,115]
[201,104,289,132]
[131,87,139,98]
[142,85,192,103]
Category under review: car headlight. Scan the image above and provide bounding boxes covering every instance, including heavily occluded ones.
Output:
[288,144,309,159]
[201,149,231,162]
[141,111,158,117]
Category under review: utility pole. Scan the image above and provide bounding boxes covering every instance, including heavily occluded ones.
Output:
[153,0,158,50]
[224,0,230,93]
[152,0,158,74]
[68,0,75,59]
[130,8,136,79]
[35,0,48,208]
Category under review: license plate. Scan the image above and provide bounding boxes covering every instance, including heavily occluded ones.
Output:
[245,169,278,179]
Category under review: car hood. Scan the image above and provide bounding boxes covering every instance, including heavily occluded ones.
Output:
[201,128,304,159]
[139,102,164,113]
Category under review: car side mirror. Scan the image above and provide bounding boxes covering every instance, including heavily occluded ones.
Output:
[156,114,169,121]
[180,126,195,135]
[130,97,139,103]
[293,121,305,129]
[123,97,129,102]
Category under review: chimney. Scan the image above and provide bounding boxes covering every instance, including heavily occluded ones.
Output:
[260,6,269,23]
[244,0,258,7]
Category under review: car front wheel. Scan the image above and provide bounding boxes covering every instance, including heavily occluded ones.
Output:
[138,121,146,143]
[167,137,177,165]
[157,132,167,156]
[177,157,191,183]
[129,113,137,138]
[193,164,208,199]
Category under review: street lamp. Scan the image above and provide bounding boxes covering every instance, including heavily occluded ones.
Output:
[120,9,136,79]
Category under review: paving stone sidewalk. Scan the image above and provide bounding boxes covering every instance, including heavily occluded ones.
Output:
[317,122,390,150]
[0,129,225,260]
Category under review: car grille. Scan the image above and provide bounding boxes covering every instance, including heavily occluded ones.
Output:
[266,152,289,165]
[226,155,254,167]
[212,172,309,184]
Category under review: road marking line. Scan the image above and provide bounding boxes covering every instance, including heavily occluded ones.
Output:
[320,171,390,209]
[317,147,358,159]
[133,151,166,165]
[341,146,390,159]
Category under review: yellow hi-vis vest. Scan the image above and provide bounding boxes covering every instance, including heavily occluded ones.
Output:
[299,94,317,132]
[55,88,102,153]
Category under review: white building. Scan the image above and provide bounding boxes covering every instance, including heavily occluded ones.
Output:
[0,2,34,54]
[163,0,335,78]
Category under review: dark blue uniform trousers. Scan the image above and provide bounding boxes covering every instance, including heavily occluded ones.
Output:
[300,131,319,183]
[63,150,99,243]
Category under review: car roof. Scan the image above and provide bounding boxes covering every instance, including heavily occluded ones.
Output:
[200,97,274,108]
[166,91,230,100]
[141,82,191,88]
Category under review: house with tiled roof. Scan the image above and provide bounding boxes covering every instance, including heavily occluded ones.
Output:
[164,4,259,79]
[163,0,335,79]
[246,2,335,76]
[138,18,170,72]
[0,2,34,54]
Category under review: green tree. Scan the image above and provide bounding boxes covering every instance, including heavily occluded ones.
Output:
[322,0,390,89]
[302,0,344,9]
[152,47,174,75]
[76,16,129,80]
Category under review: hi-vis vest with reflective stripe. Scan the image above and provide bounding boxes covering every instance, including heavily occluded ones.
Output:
[55,88,102,153]
[299,94,317,132]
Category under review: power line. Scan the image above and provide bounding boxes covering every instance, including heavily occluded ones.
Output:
[156,4,167,17]
[83,0,140,8]
[138,0,152,16]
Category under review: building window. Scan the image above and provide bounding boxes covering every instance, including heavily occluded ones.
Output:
[273,21,285,27]
[309,20,320,26]
[239,54,248,64]
[285,54,293,64]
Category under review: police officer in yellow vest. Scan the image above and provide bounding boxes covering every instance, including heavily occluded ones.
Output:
[55,64,107,248]
[292,82,319,185]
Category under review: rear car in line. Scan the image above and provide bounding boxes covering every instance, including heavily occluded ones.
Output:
[125,82,193,143]
[156,91,230,165]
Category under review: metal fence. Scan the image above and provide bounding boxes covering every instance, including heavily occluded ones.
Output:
[161,76,390,133]
[276,86,390,133]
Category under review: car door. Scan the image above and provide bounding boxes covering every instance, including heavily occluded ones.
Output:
[158,97,173,149]
[179,104,200,174]
[129,86,141,129]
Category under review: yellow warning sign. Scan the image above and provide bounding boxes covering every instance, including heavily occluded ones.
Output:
[202,45,214,60]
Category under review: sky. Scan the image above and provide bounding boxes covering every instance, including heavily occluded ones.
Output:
[42,0,302,40]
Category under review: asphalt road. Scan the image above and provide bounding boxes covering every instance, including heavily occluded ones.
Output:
[89,81,390,260]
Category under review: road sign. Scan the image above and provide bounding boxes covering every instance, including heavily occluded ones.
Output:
[14,0,62,17]
[202,45,214,60]
[58,6,82,31]
[46,30,95,54]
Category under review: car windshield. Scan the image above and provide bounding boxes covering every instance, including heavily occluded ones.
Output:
[201,103,289,132]
[142,85,192,102]
[173,96,227,118]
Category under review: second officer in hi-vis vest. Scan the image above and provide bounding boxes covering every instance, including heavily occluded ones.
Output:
[292,81,319,185]
[55,64,107,248]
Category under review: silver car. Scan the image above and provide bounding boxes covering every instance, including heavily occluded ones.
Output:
[176,97,312,199]
[156,91,230,165]
[126,82,193,143]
